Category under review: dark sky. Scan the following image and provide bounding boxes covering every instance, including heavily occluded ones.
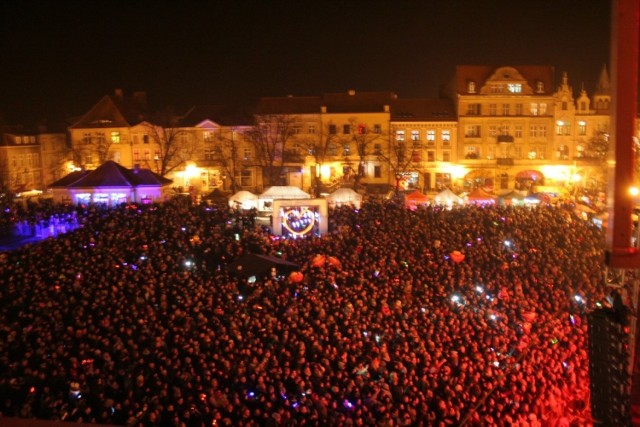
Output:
[0,0,612,123]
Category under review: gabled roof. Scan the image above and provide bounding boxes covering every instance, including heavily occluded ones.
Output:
[49,161,172,189]
[180,105,254,127]
[455,65,555,95]
[69,91,150,129]
[391,98,456,121]
[322,91,397,113]
[254,96,323,115]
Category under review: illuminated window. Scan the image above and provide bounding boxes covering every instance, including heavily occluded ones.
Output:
[556,120,571,136]
[507,83,522,93]
[536,81,545,93]
[204,149,215,160]
[342,143,350,156]
[442,130,451,144]
[578,120,587,136]
[243,147,252,160]
[426,130,436,142]
[411,130,420,141]
[203,131,214,142]
[308,125,316,134]
[468,81,476,93]
[396,130,405,141]
[530,103,538,116]
[111,131,121,143]
[83,133,92,144]
[539,103,547,115]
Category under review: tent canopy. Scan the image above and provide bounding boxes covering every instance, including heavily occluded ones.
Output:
[466,188,497,202]
[228,254,300,279]
[433,188,464,205]
[327,187,363,208]
[260,186,311,200]
[229,191,258,209]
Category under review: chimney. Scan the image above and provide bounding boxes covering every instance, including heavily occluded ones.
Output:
[348,89,356,96]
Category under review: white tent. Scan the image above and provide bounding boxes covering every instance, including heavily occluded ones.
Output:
[326,187,363,209]
[229,191,258,210]
[259,186,311,211]
[433,188,464,206]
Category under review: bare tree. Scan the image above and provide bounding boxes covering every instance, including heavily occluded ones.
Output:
[246,114,299,187]
[144,108,198,176]
[296,122,336,197]
[377,137,416,195]
[213,127,245,193]
[348,119,384,187]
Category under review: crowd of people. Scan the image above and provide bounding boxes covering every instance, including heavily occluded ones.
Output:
[0,196,612,426]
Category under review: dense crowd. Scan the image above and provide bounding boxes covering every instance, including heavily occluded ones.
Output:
[0,197,609,426]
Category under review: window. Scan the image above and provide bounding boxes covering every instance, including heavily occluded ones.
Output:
[515,104,523,115]
[411,130,420,141]
[488,126,498,137]
[308,125,316,134]
[111,131,121,143]
[292,126,301,135]
[507,83,522,93]
[133,150,140,161]
[329,124,337,135]
[466,103,481,115]
[578,121,587,136]
[412,150,421,162]
[96,132,105,145]
[240,169,253,187]
[373,124,382,134]
[536,81,545,93]
[343,143,350,156]
[465,146,479,159]
[539,103,547,115]
[358,124,366,134]
[562,102,568,111]
[530,103,538,116]
[243,147,252,160]
[442,151,451,162]
[487,146,495,160]
[500,125,510,135]
[83,133,92,144]
[489,104,497,116]
[374,165,382,178]
[143,134,150,144]
[203,131,214,142]
[515,126,523,138]
[395,130,405,141]
[465,125,481,138]
[328,143,338,156]
[32,153,39,167]
[427,151,435,162]
[426,130,436,143]
[442,130,451,145]
[468,81,476,93]
[144,150,151,160]
[373,143,382,155]
[343,124,351,135]
[580,102,587,111]
[556,120,571,136]
[502,104,510,115]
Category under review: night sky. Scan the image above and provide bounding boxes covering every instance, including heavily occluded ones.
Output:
[0,0,612,123]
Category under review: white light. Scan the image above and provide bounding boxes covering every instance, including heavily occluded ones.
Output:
[574,295,583,303]
[504,240,511,247]
[490,314,497,321]
[451,295,460,303]
[475,285,484,293]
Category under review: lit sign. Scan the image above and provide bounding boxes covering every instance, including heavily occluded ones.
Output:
[281,207,318,237]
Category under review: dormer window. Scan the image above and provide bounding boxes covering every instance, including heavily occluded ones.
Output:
[507,83,522,93]
[536,81,544,93]
[467,81,476,93]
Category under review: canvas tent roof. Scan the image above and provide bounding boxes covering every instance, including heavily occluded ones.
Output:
[326,188,363,207]
[466,188,497,202]
[229,191,258,208]
[228,254,300,279]
[260,186,311,199]
[433,188,464,205]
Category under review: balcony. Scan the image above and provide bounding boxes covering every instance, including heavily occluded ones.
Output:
[496,135,514,143]
[496,158,514,166]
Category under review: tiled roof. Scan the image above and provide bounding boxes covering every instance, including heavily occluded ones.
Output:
[254,96,323,115]
[322,91,397,113]
[49,161,172,189]
[390,98,456,121]
[455,65,555,95]
[69,92,150,129]
[180,105,254,127]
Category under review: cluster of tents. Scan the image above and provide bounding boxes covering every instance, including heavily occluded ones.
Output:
[212,185,572,213]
